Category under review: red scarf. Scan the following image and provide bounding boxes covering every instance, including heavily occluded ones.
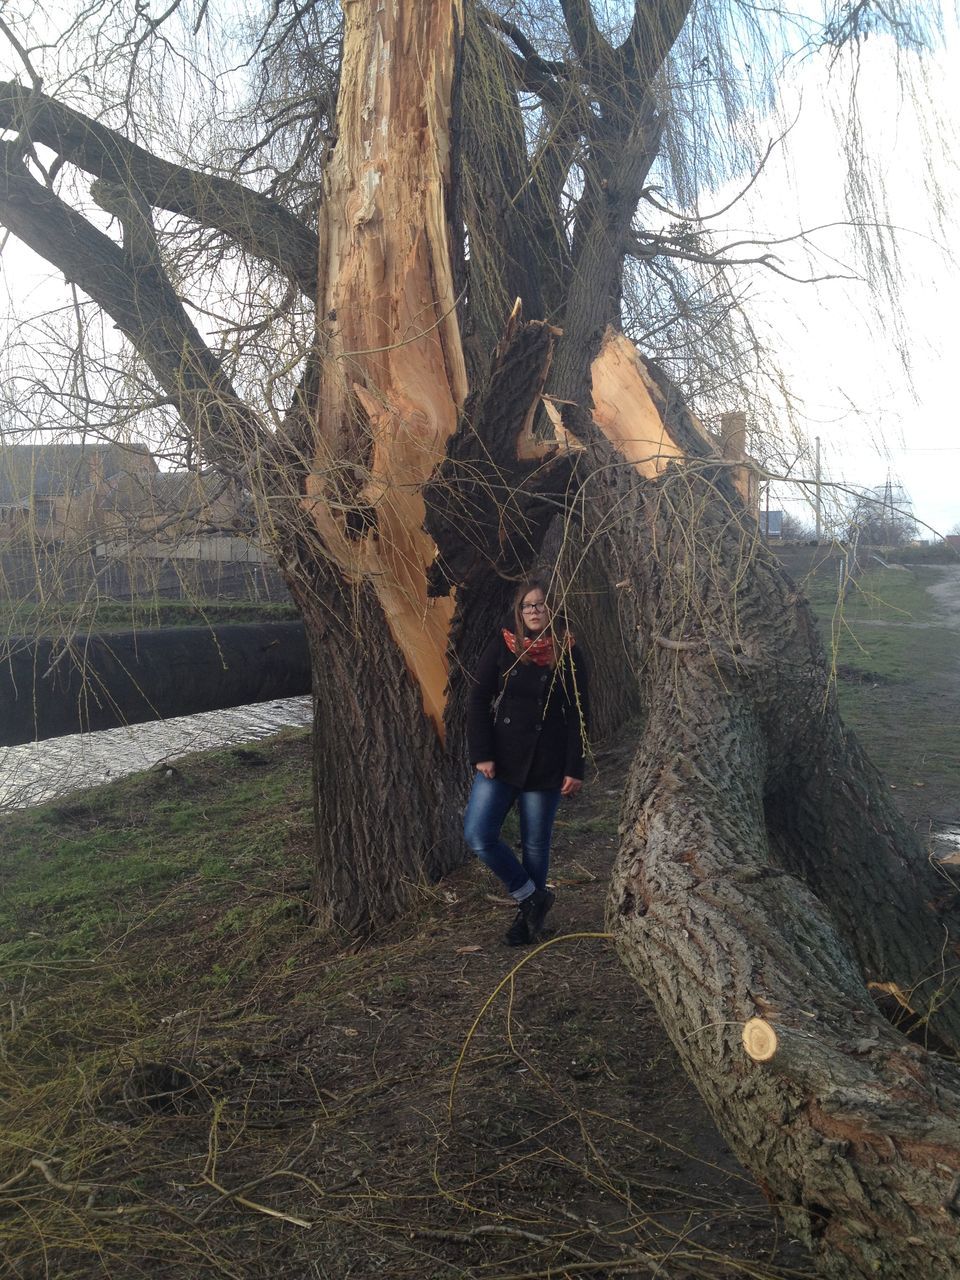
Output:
[501,627,572,667]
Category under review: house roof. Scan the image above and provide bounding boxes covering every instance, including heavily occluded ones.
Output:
[102,469,231,516]
[0,442,156,504]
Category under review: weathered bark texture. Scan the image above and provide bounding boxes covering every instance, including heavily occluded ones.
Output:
[549,335,960,1277]
[297,578,455,931]
[611,657,960,1276]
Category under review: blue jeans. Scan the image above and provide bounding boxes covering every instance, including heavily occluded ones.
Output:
[463,773,561,899]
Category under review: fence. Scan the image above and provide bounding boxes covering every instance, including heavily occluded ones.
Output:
[0,544,289,605]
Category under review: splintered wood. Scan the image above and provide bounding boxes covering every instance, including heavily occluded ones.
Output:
[565,329,755,505]
[589,331,696,477]
[306,0,466,735]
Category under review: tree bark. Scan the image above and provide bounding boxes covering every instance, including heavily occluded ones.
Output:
[0,81,319,297]
[549,334,960,1277]
[611,657,960,1277]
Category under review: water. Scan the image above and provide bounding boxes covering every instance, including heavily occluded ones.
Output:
[934,823,960,865]
[0,697,313,810]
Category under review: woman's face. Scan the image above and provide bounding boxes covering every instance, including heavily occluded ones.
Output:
[520,588,550,634]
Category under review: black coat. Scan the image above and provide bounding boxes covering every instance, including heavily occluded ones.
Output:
[466,632,589,790]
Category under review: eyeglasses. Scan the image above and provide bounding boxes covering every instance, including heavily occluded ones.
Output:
[521,602,548,612]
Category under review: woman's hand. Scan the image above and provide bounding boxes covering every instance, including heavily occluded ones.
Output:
[476,761,496,779]
[560,776,582,797]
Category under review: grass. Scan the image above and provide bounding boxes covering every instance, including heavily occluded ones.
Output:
[804,562,960,815]
[0,598,300,637]
[2,558,956,1277]
[0,737,312,968]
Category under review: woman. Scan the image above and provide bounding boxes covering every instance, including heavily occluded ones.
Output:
[464,578,590,946]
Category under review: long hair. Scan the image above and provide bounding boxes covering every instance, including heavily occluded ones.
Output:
[510,577,569,664]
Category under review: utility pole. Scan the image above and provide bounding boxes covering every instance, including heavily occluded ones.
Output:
[815,435,822,542]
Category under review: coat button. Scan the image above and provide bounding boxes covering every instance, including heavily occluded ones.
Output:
[503,716,510,724]
[534,724,541,732]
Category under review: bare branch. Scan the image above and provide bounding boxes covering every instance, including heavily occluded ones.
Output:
[621,1,694,85]
[558,0,612,73]
[624,229,859,285]
[0,80,319,298]
[476,6,567,77]
[0,141,267,479]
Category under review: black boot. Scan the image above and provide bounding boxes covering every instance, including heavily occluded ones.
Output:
[525,887,555,940]
[504,888,555,946]
[504,898,533,946]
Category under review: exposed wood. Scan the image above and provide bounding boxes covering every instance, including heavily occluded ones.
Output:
[588,329,709,476]
[742,1017,778,1062]
[307,0,467,734]
[570,331,756,505]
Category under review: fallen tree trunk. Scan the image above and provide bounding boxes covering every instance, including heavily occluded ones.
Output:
[548,335,960,1276]
[611,659,960,1276]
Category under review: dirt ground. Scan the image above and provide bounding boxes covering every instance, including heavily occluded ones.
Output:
[0,729,816,1280]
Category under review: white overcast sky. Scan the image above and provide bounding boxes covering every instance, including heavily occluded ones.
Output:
[722,20,960,535]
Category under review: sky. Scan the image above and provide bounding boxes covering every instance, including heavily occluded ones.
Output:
[1,3,958,535]
[715,18,960,536]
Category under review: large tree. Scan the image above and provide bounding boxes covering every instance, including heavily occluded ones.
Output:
[1,1,958,1275]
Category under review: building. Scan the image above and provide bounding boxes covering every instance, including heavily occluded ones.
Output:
[715,411,760,514]
[0,442,157,546]
[0,441,250,549]
[98,467,242,542]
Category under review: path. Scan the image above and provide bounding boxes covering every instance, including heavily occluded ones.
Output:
[924,563,960,629]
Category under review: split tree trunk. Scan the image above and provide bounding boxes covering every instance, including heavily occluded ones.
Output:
[296,0,469,928]
[293,14,960,1270]
[294,0,573,929]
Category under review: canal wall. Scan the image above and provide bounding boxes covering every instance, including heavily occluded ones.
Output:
[0,622,311,747]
